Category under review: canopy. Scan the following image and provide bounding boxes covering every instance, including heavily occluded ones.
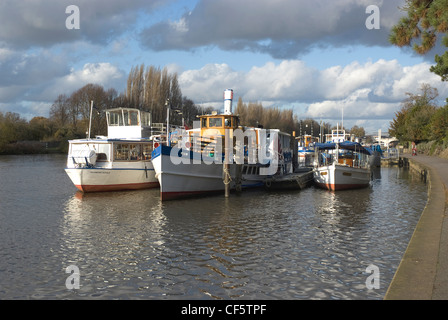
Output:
[314,141,371,155]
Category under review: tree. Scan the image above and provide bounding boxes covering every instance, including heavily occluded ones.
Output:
[125,64,183,123]
[349,125,366,138]
[389,106,409,140]
[179,97,200,127]
[431,51,448,82]
[0,112,28,152]
[389,0,448,81]
[28,116,53,141]
[49,94,70,128]
[429,104,448,140]
[68,84,116,137]
[389,83,439,142]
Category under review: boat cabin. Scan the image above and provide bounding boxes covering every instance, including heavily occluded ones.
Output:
[106,108,151,139]
[198,113,239,137]
[67,108,155,168]
[325,129,351,143]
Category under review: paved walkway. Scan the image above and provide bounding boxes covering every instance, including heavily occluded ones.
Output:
[384,154,448,300]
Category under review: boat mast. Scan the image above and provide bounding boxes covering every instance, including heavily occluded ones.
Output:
[88,100,93,140]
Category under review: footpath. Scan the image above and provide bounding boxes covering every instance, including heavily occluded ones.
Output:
[384,154,448,300]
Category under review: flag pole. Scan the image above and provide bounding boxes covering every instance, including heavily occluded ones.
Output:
[88,100,93,139]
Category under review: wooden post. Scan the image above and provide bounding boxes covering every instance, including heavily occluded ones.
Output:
[224,128,230,197]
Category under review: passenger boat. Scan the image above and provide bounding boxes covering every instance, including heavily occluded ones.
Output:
[313,141,371,191]
[297,134,315,168]
[65,107,163,192]
[151,89,296,200]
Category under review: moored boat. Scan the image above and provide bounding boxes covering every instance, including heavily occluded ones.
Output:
[65,107,162,192]
[297,134,315,168]
[313,141,371,191]
[151,89,296,200]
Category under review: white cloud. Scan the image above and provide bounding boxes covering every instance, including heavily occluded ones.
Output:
[0,60,124,116]
[179,63,243,101]
[37,63,125,101]
[65,63,122,87]
[178,59,448,133]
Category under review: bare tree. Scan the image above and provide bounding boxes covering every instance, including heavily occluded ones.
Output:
[50,94,69,127]
[125,64,183,123]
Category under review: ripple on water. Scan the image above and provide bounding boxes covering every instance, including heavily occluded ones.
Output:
[0,156,427,299]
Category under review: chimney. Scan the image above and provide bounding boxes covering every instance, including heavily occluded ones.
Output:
[223,89,233,115]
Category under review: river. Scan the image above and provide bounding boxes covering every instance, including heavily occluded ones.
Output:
[0,154,427,300]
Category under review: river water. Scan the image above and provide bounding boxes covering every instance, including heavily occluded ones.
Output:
[0,154,427,300]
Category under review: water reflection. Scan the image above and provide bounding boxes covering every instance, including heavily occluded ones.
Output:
[0,153,427,300]
[57,166,426,300]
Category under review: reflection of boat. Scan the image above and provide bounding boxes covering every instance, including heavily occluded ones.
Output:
[151,89,299,200]
[65,108,162,192]
[313,141,371,191]
[365,144,382,167]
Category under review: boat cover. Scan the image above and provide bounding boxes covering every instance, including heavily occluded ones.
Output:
[314,141,371,155]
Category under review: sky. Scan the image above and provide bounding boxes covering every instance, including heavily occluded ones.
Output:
[0,0,447,135]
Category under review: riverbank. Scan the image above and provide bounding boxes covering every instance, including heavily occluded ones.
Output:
[0,140,64,155]
[384,154,448,300]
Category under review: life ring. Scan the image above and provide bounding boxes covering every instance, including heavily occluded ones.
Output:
[265,179,272,189]
[154,142,159,148]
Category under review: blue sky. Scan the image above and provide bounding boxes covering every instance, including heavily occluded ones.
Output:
[0,0,446,135]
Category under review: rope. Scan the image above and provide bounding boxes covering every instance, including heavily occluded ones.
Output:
[223,166,232,185]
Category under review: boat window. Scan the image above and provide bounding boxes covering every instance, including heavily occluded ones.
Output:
[142,144,152,160]
[108,112,123,126]
[70,143,88,153]
[122,110,139,126]
[201,118,207,128]
[96,153,107,161]
[123,111,129,126]
[129,110,139,126]
[224,117,231,128]
[114,144,130,161]
[209,117,223,128]
[114,143,142,161]
[141,112,151,127]
[97,144,110,158]
[129,144,141,160]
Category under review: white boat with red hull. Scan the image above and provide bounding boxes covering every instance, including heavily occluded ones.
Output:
[65,107,162,192]
[313,141,372,191]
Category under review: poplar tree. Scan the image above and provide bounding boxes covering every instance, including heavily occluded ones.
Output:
[125,64,183,123]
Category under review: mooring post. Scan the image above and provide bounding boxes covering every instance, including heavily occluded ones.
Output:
[224,128,231,197]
